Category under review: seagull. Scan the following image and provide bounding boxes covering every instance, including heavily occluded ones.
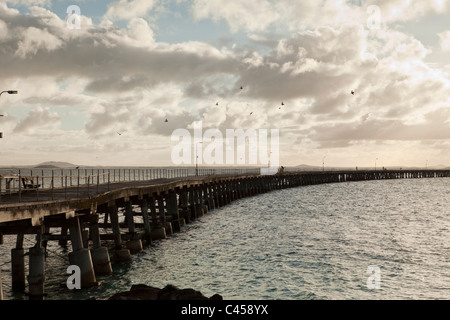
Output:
[361,113,371,122]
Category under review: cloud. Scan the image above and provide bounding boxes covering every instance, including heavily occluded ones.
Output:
[438,30,450,51]
[15,26,64,58]
[0,3,236,93]
[371,0,449,23]
[127,17,155,45]
[1,1,450,167]
[191,0,280,33]
[190,0,369,33]
[104,0,158,21]
[190,0,450,35]
[4,0,50,6]
[137,110,198,137]
[305,107,450,149]
[13,107,60,133]
[234,24,367,103]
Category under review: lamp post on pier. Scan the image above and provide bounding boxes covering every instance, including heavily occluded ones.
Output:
[195,141,203,176]
[0,90,18,139]
[0,90,18,300]
[0,90,18,96]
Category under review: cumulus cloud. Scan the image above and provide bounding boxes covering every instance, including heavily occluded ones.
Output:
[371,0,449,23]
[306,108,450,149]
[191,0,448,34]
[104,0,158,21]
[233,24,367,104]
[127,17,155,45]
[15,26,63,58]
[191,0,280,33]
[13,107,60,133]
[0,1,449,166]
[0,2,236,97]
[4,0,50,6]
[438,30,450,51]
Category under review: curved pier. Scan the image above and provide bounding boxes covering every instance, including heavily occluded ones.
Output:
[0,169,449,299]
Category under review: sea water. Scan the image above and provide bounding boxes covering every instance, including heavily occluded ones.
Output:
[1,177,449,300]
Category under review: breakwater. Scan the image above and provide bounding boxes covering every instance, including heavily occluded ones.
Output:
[0,169,449,299]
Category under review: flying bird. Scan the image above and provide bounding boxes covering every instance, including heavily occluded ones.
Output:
[216,102,219,106]
[116,131,123,136]
[361,113,371,122]
[164,118,168,122]
[250,112,253,115]
[240,86,243,90]
[351,90,355,95]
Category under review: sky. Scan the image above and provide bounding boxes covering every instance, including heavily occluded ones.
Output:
[0,0,450,168]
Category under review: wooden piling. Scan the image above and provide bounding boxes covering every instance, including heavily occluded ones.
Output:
[89,214,112,275]
[166,190,180,232]
[68,216,97,288]
[157,195,172,235]
[11,234,25,292]
[139,199,152,245]
[124,202,143,253]
[188,187,197,220]
[0,270,3,300]
[179,186,190,224]
[27,228,45,299]
[149,197,166,241]
[108,205,131,262]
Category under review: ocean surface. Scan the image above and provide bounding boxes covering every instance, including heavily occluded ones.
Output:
[1,177,449,300]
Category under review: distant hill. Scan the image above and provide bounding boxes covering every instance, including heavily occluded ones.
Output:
[33,161,78,169]
[295,164,321,169]
[295,164,316,168]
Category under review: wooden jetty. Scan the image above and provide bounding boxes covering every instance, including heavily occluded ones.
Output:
[0,169,449,299]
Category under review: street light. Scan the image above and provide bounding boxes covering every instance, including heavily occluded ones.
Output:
[0,90,18,96]
[0,90,18,139]
[195,141,203,176]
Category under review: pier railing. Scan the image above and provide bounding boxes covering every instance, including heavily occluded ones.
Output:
[0,167,261,203]
[2,167,449,204]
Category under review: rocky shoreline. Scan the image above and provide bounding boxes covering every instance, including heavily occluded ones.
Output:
[107,284,223,300]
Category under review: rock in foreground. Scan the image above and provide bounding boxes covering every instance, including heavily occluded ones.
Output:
[108,284,223,300]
